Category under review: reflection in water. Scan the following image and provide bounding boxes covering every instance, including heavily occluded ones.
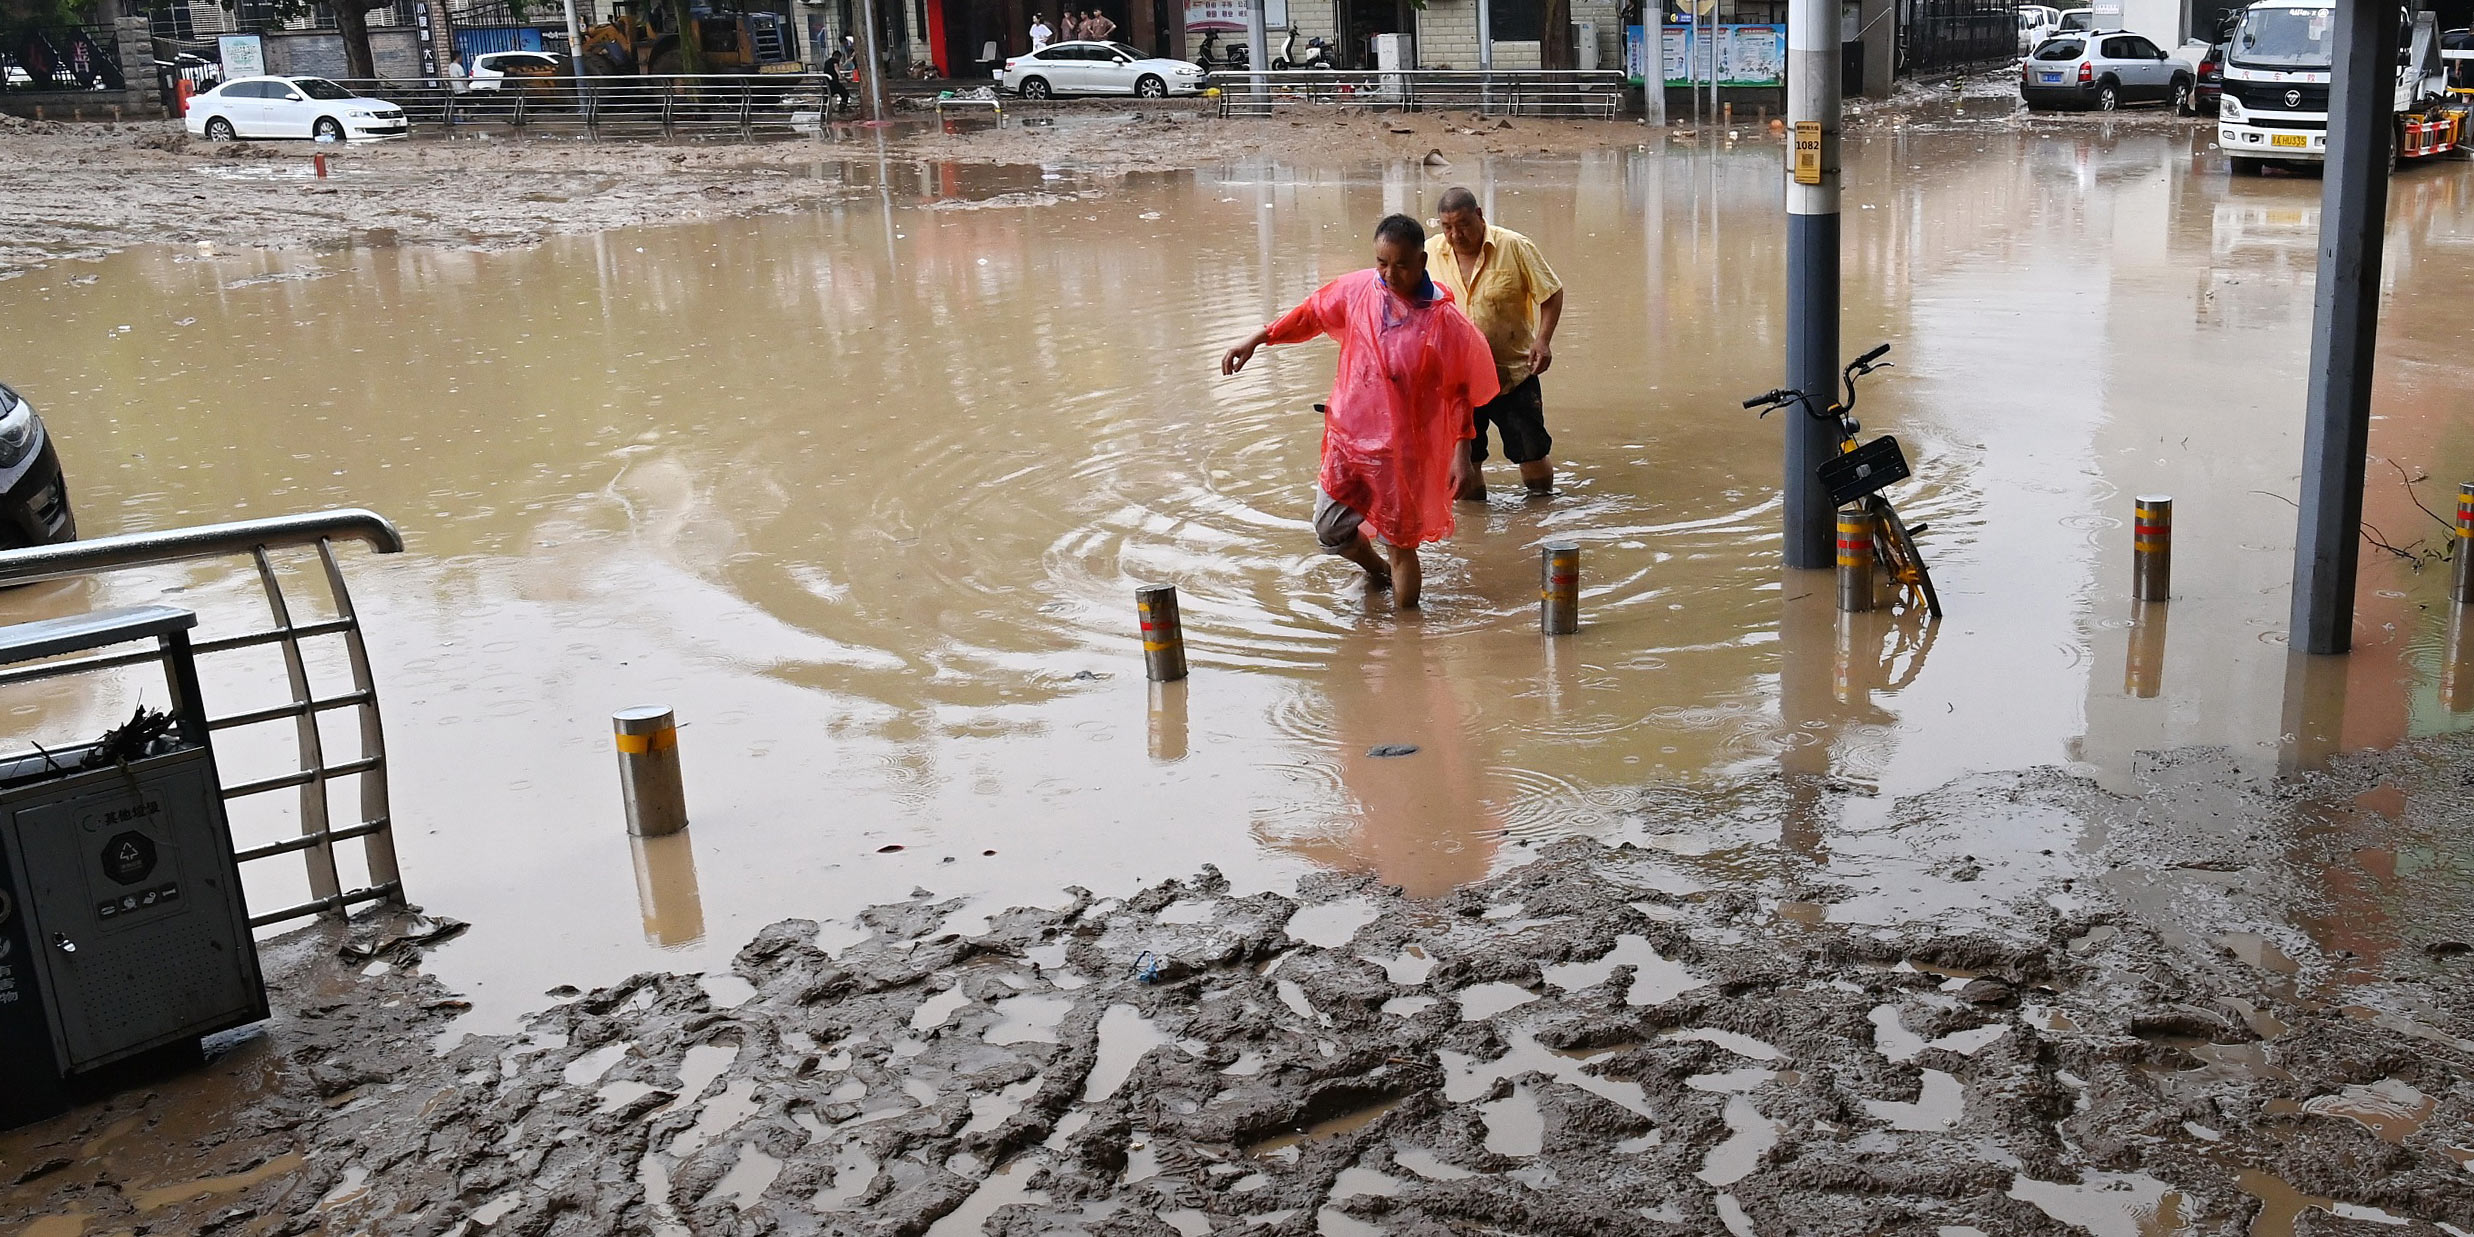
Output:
[2445,603,2474,714]
[2277,653,2352,776]
[0,127,2471,1017]
[1147,680,1189,763]
[1260,623,1500,897]
[2124,602,2168,700]
[631,831,707,949]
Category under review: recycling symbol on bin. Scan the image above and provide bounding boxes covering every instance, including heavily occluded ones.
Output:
[101,831,158,887]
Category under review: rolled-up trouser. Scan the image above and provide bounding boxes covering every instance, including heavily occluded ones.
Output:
[1312,487,1367,550]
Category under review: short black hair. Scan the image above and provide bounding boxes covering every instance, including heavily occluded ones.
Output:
[1437,186,1480,216]
[1374,213,1425,248]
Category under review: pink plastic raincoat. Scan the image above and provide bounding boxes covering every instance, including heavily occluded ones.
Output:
[1265,273,1500,549]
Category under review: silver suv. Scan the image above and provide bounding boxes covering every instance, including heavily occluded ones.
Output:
[2020,30,2195,111]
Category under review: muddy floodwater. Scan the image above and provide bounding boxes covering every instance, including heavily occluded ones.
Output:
[4,124,2473,1042]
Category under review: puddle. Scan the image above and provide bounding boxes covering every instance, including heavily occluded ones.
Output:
[1286,899,1379,948]
[985,994,1074,1044]
[911,986,971,1033]
[2237,1170,2412,1234]
[1454,982,1539,1020]
[706,1145,782,1210]
[924,1156,1047,1237]
[562,1040,632,1087]
[1480,1085,1545,1157]
[2216,933,2303,975]
[1539,933,1704,1005]
[1380,995,1438,1017]
[1393,1147,1474,1180]
[807,1141,879,1212]
[699,973,758,1008]
[1084,1004,1169,1102]
[669,1078,760,1157]
[127,1151,308,1212]
[1862,1068,1965,1131]
[2272,1078,2433,1144]
[1696,1096,1779,1187]
[1368,945,1436,985]
[1248,1096,1407,1155]
[1669,1028,1786,1062]
[2008,1171,2192,1237]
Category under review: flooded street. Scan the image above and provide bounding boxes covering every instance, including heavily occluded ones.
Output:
[3,122,2473,1045]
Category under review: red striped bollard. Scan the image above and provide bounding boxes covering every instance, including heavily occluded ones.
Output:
[1137,585,1187,681]
[2133,495,2172,603]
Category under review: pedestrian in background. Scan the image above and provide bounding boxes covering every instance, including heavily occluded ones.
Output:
[1031,14,1053,49]
[1220,215,1497,610]
[1083,8,1116,40]
[1426,186,1566,499]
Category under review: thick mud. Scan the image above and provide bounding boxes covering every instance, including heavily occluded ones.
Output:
[9,728,2474,1236]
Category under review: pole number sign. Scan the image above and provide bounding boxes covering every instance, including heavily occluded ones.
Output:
[1793,120,1822,185]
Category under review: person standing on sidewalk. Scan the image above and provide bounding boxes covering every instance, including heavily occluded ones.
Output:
[1082,8,1117,40]
[1221,215,1497,609]
[1031,14,1053,49]
[1426,186,1566,499]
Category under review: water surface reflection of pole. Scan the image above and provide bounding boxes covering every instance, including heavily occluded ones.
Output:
[1781,0,1839,570]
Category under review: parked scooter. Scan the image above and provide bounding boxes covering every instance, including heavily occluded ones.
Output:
[1271,25,1336,70]
[1196,30,1249,71]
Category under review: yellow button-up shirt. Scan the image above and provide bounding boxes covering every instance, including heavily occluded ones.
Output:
[1426,223,1563,389]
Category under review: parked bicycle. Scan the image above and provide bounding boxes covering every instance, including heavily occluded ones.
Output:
[1743,344,1943,620]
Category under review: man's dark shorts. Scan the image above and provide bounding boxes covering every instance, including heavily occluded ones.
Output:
[1471,374,1550,465]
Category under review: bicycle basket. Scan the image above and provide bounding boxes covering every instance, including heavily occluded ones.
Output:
[1817,435,1912,506]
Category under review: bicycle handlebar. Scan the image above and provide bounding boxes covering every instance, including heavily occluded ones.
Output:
[1853,343,1891,370]
[1742,390,1789,410]
[1742,343,1893,420]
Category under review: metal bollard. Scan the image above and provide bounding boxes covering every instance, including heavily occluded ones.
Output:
[613,706,687,837]
[1540,541,1580,635]
[1137,585,1187,682]
[2133,495,2172,602]
[2452,482,2474,604]
[2124,600,2168,700]
[1835,507,1875,613]
[313,153,328,178]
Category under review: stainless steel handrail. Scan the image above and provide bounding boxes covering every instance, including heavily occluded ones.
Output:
[0,509,409,928]
[0,509,403,588]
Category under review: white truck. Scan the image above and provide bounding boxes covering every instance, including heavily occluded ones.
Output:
[2215,1,2469,173]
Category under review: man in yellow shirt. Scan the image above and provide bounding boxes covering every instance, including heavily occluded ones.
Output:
[1426,186,1566,499]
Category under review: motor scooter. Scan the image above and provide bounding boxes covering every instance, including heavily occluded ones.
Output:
[1196,29,1249,71]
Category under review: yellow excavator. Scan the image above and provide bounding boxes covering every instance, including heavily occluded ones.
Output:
[576,0,798,75]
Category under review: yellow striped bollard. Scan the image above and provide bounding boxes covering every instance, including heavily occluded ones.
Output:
[1137,585,1188,682]
[1540,542,1580,635]
[1836,507,1875,613]
[2133,495,2172,603]
[2452,482,2474,605]
[613,706,687,837]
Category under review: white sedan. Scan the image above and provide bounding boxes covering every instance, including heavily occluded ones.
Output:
[184,75,408,142]
[1000,41,1206,98]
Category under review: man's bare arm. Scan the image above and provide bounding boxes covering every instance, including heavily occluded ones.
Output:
[1222,328,1272,376]
[1529,288,1565,377]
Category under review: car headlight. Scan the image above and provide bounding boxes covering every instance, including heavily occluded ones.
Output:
[0,386,38,470]
[348,109,375,118]
[2220,96,2242,121]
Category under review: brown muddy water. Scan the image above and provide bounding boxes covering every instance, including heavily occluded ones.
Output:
[3,124,2473,1041]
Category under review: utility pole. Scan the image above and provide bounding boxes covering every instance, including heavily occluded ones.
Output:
[859,0,888,120]
[560,0,584,70]
[1780,0,1839,568]
[2289,0,2400,654]
[1244,0,1268,107]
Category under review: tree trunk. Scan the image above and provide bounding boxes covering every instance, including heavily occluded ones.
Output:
[665,0,707,71]
[331,0,378,79]
[1541,0,1573,69]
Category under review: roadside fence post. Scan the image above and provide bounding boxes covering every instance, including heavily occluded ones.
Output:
[2133,494,2172,603]
[1137,585,1189,682]
[1835,506,1875,613]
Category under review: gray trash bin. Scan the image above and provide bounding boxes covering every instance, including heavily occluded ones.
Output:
[0,604,267,1130]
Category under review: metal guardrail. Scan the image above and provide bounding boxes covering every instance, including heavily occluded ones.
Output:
[1206,69,1628,117]
[322,73,854,139]
[0,510,408,929]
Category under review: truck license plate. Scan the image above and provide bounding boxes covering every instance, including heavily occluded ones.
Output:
[2271,133,2307,148]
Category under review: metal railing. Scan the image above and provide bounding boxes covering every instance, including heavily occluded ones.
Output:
[4,23,127,92]
[322,72,849,139]
[1901,0,2017,76]
[1206,68,1629,117]
[0,510,408,929]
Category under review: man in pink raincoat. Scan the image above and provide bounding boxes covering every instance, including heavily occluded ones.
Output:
[1220,215,1500,609]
